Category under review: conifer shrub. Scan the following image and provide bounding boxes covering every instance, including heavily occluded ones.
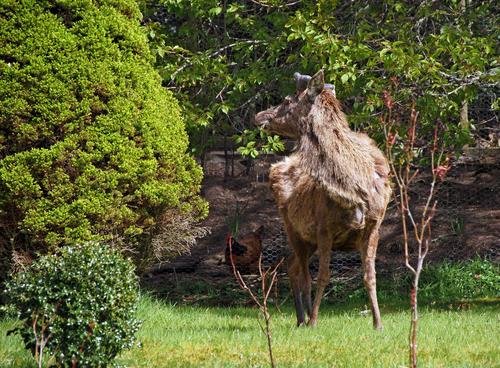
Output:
[0,0,207,277]
[4,242,140,367]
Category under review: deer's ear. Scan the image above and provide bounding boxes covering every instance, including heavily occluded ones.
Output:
[294,72,311,92]
[307,70,324,99]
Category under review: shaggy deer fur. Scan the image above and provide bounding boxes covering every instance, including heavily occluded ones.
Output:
[255,70,391,329]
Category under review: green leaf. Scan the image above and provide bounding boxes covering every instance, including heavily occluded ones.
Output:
[221,104,230,114]
[209,6,223,16]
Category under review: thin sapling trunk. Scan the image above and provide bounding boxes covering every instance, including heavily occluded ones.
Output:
[382,92,449,368]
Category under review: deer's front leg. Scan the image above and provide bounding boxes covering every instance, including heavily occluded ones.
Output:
[288,252,306,326]
[309,229,332,327]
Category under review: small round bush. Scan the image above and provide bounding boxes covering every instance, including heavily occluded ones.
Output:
[4,242,140,367]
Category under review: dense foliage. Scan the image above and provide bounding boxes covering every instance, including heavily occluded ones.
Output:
[0,0,207,276]
[418,257,500,301]
[348,257,500,303]
[4,242,140,367]
[141,0,498,156]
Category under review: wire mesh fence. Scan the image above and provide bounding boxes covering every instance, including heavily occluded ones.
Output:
[258,153,499,288]
[469,89,499,144]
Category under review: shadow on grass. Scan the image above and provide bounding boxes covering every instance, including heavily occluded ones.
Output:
[140,272,499,319]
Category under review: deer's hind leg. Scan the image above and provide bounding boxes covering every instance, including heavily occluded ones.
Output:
[362,227,382,330]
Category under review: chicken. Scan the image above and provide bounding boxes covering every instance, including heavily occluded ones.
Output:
[224,226,264,273]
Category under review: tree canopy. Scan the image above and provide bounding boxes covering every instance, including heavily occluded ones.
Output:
[142,0,498,156]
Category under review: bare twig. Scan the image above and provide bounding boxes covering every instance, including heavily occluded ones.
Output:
[32,313,54,368]
[248,0,301,9]
[228,237,284,368]
[170,40,267,81]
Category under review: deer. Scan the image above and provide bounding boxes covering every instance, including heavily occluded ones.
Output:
[254,70,391,329]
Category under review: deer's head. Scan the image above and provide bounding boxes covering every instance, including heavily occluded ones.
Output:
[254,70,335,138]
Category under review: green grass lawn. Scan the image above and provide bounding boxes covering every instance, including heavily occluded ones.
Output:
[2,295,498,368]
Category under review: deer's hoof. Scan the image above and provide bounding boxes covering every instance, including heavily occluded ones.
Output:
[307,319,318,328]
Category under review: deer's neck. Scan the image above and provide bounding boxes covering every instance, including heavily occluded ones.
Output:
[296,105,375,208]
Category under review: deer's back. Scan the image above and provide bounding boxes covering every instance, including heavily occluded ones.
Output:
[269,156,380,249]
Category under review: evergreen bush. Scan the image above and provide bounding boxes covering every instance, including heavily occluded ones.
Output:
[4,242,140,367]
[0,0,207,277]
